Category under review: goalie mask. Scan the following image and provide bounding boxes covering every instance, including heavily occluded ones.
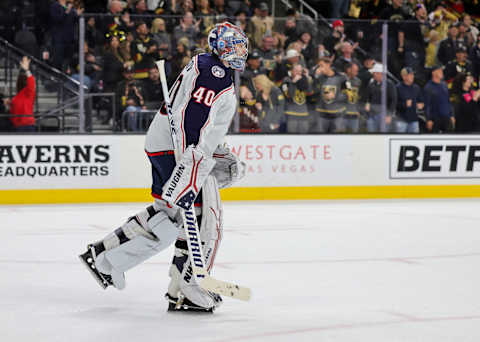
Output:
[208,22,248,71]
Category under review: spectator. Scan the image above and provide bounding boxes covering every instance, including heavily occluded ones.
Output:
[424,65,455,133]
[132,0,153,24]
[463,14,479,43]
[312,54,347,133]
[395,67,424,133]
[50,0,84,70]
[457,22,474,49]
[274,49,301,83]
[323,20,345,55]
[344,18,369,51]
[452,72,480,132]
[283,17,300,49]
[272,31,287,54]
[238,85,260,132]
[150,18,171,56]
[425,30,441,69]
[379,0,410,53]
[119,9,135,32]
[399,3,428,75]
[286,39,307,62]
[285,7,318,42]
[437,24,459,66]
[253,74,285,133]
[258,35,279,75]
[228,0,250,15]
[9,57,36,132]
[102,0,124,36]
[427,3,457,41]
[194,0,215,33]
[342,62,362,133]
[168,0,192,15]
[249,2,274,49]
[180,0,195,14]
[142,65,164,108]
[169,37,191,85]
[70,43,102,91]
[444,46,473,85]
[115,65,146,131]
[281,64,312,133]
[173,11,199,49]
[212,0,234,18]
[298,32,316,69]
[333,41,360,74]
[471,37,480,83]
[234,9,248,34]
[86,17,104,52]
[131,21,157,80]
[241,50,267,94]
[193,31,209,53]
[405,0,421,16]
[103,33,132,92]
[364,63,397,133]
[358,56,375,96]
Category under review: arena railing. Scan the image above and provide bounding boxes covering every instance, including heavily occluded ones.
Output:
[0,36,89,133]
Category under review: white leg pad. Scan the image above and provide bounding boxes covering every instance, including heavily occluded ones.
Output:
[95,207,179,289]
[168,176,224,308]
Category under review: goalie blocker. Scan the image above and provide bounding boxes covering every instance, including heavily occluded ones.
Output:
[161,144,246,210]
[162,145,215,210]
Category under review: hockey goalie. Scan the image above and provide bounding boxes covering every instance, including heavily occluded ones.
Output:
[79,22,248,313]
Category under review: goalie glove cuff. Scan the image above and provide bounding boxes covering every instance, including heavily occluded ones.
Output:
[162,145,216,210]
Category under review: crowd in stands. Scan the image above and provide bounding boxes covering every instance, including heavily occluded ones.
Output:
[237,0,480,134]
[0,0,480,133]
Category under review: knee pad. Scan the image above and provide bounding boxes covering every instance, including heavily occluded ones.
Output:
[95,205,179,285]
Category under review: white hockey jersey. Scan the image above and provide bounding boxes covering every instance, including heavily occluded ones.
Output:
[145,53,237,157]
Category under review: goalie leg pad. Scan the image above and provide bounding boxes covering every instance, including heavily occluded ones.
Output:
[93,206,179,289]
[167,176,223,309]
[168,244,222,310]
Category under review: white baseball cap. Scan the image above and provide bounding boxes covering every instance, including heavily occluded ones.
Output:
[370,63,385,73]
[285,49,300,59]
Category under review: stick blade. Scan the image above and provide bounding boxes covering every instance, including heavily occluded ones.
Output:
[200,276,251,301]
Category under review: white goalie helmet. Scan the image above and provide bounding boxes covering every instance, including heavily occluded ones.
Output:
[208,22,249,71]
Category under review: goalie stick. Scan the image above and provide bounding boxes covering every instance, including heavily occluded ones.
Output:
[155,59,251,302]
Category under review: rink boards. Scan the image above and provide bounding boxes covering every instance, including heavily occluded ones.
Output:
[0,134,479,204]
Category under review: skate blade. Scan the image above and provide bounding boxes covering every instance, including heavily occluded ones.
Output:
[165,294,214,313]
[78,253,109,290]
[167,302,214,313]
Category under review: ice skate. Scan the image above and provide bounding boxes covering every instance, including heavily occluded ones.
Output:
[165,293,217,313]
[78,244,114,290]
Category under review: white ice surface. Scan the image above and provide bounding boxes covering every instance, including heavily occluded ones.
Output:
[1,199,480,342]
